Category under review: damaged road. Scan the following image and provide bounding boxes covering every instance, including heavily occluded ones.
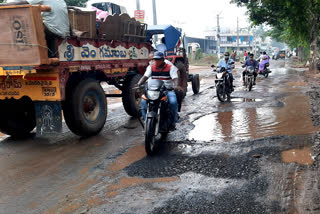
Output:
[1,60,320,214]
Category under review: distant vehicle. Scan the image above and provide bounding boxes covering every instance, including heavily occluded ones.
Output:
[86,0,127,14]
[273,52,279,60]
[279,50,286,59]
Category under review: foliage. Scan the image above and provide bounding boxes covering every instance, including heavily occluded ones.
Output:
[266,23,308,49]
[0,0,5,3]
[195,48,204,60]
[232,0,320,69]
[232,0,316,45]
[65,0,87,7]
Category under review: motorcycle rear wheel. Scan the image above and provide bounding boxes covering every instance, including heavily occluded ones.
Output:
[145,117,157,156]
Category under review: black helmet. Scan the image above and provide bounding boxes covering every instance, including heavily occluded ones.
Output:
[224,52,230,56]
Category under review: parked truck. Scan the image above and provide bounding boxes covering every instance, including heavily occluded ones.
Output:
[0,5,193,138]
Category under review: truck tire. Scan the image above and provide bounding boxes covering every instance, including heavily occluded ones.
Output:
[0,97,36,138]
[175,61,188,98]
[122,74,143,117]
[192,74,200,94]
[63,79,107,137]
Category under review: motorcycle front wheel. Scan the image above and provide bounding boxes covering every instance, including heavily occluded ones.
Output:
[264,71,269,78]
[244,76,248,87]
[249,77,253,91]
[145,117,157,156]
[217,84,229,102]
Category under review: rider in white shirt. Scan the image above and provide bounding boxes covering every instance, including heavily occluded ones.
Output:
[156,37,167,55]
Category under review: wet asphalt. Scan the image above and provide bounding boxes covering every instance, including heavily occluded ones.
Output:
[0,60,320,214]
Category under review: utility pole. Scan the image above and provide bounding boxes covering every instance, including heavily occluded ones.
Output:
[217,14,221,59]
[152,0,158,43]
[136,0,140,10]
[237,17,239,52]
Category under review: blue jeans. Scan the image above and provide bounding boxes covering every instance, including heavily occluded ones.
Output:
[141,91,178,125]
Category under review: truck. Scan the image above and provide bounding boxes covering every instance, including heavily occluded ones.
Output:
[0,5,195,138]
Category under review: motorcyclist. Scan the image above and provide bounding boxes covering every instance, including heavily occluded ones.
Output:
[242,53,258,85]
[137,51,182,128]
[259,51,270,73]
[217,52,235,91]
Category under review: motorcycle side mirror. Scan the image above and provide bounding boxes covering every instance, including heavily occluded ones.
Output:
[211,64,215,68]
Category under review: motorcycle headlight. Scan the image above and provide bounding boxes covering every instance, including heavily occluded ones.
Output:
[217,73,223,79]
[147,91,160,100]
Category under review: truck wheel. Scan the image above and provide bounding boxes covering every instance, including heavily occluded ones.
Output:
[0,97,36,138]
[122,74,143,117]
[192,74,200,94]
[175,61,188,98]
[63,79,107,137]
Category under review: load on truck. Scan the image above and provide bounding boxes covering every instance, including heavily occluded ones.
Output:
[0,4,191,138]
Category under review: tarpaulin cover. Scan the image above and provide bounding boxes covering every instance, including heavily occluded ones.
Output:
[146,25,181,51]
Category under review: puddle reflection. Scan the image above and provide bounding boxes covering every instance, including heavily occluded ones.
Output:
[189,95,319,142]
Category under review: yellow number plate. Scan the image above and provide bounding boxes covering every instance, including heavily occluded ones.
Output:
[0,72,61,101]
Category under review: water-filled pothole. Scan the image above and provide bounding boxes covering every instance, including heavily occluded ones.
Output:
[189,95,319,142]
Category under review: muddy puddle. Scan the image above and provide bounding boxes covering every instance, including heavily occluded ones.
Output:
[108,145,146,172]
[189,95,320,142]
[282,147,314,165]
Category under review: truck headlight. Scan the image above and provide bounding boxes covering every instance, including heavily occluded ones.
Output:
[147,91,160,100]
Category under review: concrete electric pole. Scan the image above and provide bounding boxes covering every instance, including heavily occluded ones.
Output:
[237,17,239,52]
[152,0,158,43]
[217,14,221,59]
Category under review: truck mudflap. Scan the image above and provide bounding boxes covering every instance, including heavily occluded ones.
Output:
[0,68,62,101]
[35,101,62,136]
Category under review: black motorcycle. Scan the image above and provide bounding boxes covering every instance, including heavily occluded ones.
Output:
[243,66,256,91]
[212,63,234,102]
[141,79,174,155]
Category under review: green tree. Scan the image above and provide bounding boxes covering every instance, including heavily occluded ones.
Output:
[65,0,87,7]
[232,0,320,71]
[195,48,204,60]
[0,0,5,3]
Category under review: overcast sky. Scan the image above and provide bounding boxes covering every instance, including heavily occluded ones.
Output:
[120,0,249,38]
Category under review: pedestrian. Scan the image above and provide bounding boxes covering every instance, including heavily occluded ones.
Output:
[246,52,251,61]
[232,51,235,60]
[244,51,248,61]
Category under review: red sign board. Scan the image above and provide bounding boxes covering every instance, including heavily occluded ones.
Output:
[134,10,145,23]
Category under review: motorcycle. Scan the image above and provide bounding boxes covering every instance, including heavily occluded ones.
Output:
[257,59,272,78]
[212,63,234,102]
[243,66,255,91]
[139,79,174,156]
